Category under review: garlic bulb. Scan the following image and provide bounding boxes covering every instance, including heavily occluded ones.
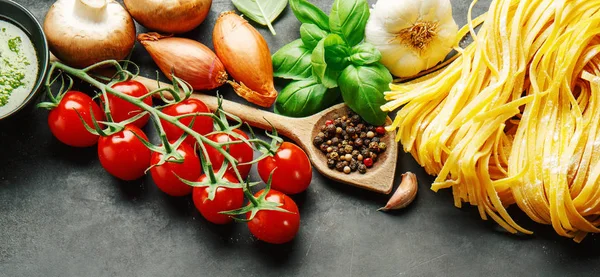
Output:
[365,0,458,77]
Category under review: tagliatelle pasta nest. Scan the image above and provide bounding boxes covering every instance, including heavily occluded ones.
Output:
[382,0,600,242]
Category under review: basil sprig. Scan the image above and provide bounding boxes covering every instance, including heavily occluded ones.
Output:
[273,0,391,125]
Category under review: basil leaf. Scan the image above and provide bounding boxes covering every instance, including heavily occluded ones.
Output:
[338,63,392,126]
[276,78,340,117]
[329,0,370,46]
[289,0,330,31]
[311,34,350,88]
[272,39,313,80]
[232,0,288,35]
[349,43,382,66]
[300,23,328,49]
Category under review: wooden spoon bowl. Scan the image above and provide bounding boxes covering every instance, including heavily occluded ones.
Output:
[136,76,397,194]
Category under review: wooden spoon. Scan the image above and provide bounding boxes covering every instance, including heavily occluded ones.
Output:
[140,76,397,194]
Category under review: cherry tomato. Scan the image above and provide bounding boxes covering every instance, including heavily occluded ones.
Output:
[161,98,213,144]
[98,125,151,181]
[257,142,312,195]
[247,189,300,244]
[205,129,253,179]
[105,80,152,128]
[150,142,201,196]
[48,91,105,147]
[192,172,244,224]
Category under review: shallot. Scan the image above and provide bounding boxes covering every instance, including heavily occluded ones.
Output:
[213,11,277,107]
[138,33,228,91]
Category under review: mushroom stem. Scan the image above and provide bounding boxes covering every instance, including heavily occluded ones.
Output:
[75,0,108,21]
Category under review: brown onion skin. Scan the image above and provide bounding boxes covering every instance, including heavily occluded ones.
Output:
[124,0,212,34]
[138,33,227,90]
[213,11,277,107]
[44,0,136,68]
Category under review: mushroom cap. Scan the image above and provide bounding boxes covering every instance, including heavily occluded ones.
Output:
[44,0,136,68]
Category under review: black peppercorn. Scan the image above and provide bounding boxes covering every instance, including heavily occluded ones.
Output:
[347,127,356,135]
[314,112,389,174]
[370,152,378,162]
[319,144,328,153]
[313,136,324,146]
[326,124,336,135]
[369,142,379,152]
[354,138,363,147]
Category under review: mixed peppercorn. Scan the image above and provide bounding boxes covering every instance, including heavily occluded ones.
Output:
[313,112,387,174]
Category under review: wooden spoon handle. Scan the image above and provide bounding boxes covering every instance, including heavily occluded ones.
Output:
[133,76,302,141]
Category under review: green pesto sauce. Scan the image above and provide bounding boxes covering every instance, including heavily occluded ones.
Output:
[0,20,38,115]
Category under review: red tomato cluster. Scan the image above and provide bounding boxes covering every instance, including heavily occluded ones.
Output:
[46,81,312,244]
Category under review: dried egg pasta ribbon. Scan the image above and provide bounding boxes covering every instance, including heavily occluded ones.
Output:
[384,0,600,241]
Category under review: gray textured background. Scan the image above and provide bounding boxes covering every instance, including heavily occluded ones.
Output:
[1,0,600,276]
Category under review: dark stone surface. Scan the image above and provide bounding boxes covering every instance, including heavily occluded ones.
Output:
[1,0,600,276]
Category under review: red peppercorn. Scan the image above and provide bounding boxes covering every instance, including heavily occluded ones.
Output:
[376,126,386,135]
[325,120,334,126]
[364,158,373,168]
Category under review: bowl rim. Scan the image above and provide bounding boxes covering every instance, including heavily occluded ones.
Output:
[0,0,49,120]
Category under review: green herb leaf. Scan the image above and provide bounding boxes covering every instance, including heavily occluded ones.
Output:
[289,0,330,31]
[275,78,340,117]
[232,0,288,35]
[329,0,370,46]
[311,34,350,88]
[272,39,313,80]
[300,23,328,49]
[338,63,392,126]
[349,43,382,66]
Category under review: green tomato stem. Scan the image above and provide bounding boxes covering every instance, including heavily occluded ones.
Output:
[51,61,246,183]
